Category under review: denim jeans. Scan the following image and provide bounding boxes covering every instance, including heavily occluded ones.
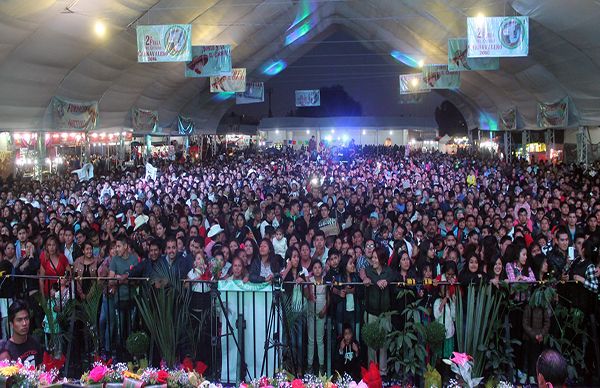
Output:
[290,314,305,371]
[99,294,116,352]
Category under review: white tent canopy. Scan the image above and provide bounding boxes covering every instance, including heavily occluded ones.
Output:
[1,0,599,132]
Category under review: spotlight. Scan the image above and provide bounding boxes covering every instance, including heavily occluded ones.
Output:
[94,21,106,37]
[411,78,419,87]
[418,59,425,68]
[306,130,310,134]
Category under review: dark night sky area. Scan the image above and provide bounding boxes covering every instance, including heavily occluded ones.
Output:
[225,30,467,135]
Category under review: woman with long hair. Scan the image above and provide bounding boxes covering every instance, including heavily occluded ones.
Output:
[248,239,281,283]
[38,234,70,297]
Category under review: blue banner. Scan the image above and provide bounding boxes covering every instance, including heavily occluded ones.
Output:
[185,45,232,77]
[177,116,195,135]
[236,82,264,104]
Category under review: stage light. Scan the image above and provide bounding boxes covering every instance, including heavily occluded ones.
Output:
[331,129,335,133]
[389,130,393,135]
[362,130,366,135]
[306,129,310,134]
[418,59,425,68]
[411,78,419,87]
[95,21,106,37]
[275,129,279,134]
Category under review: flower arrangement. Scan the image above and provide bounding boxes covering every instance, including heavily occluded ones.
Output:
[443,352,483,388]
[80,363,216,388]
[80,362,128,384]
[0,360,61,387]
[238,370,375,388]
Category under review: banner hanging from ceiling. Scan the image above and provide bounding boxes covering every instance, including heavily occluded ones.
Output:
[210,68,246,92]
[185,45,232,77]
[448,38,499,71]
[498,107,517,130]
[537,97,569,128]
[177,116,195,135]
[399,73,430,94]
[136,24,192,63]
[398,94,425,104]
[131,108,159,133]
[236,82,264,104]
[51,96,98,131]
[467,16,529,57]
[295,89,321,107]
[421,65,461,89]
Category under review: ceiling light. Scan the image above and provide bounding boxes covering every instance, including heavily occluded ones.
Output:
[418,59,425,68]
[411,78,419,87]
[95,20,106,37]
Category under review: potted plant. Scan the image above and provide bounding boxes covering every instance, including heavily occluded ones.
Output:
[126,331,150,371]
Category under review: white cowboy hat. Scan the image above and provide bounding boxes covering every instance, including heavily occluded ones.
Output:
[207,224,225,238]
[133,214,149,231]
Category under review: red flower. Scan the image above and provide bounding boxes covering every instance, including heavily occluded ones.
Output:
[43,351,66,371]
[195,361,207,375]
[182,357,194,372]
[157,370,169,384]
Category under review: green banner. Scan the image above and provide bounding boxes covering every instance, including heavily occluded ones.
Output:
[537,97,568,128]
[422,65,460,89]
[136,24,192,63]
[467,16,529,58]
[448,38,499,71]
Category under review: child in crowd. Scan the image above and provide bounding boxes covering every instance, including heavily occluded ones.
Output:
[336,324,360,382]
[272,227,288,259]
[433,281,456,360]
[305,260,328,375]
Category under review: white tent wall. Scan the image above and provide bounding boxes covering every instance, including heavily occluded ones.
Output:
[1,1,600,135]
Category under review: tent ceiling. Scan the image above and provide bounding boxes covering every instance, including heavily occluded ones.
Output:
[0,0,599,131]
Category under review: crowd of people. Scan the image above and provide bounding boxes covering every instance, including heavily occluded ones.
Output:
[0,144,598,384]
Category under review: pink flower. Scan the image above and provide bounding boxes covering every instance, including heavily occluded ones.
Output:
[39,372,54,386]
[356,382,368,388]
[259,376,269,388]
[450,352,473,366]
[348,382,358,388]
[291,379,304,388]
[89,364,109,383]
[240,383,248,388]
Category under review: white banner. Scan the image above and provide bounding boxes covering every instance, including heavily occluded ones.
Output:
[218,281,277,382]
[295,89,320,107]
[210,68,246,92]
[72,163,94,182]
[467,16,529,57]
[399,73,430,94]
[421,65,461,89]
[145,163,157,181]
[236,82,264,104]
[136,24,192,63]
[51,96,98,131]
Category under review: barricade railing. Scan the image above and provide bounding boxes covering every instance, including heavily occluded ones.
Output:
[0,274,597,383]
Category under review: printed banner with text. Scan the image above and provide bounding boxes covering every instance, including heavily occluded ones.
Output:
[499,107,517,130]
[185,45,232,77]
[399,73,431,94]
[132,108,159,133]
[295,89,320,107]
[51,96,98,131]
[236,82,264,104]
[422,65,461,89]
[210,68,246,92]
[537,97,569,128]
[448,38,499,71]
[136,24,192,63]
[467,16,529,57]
